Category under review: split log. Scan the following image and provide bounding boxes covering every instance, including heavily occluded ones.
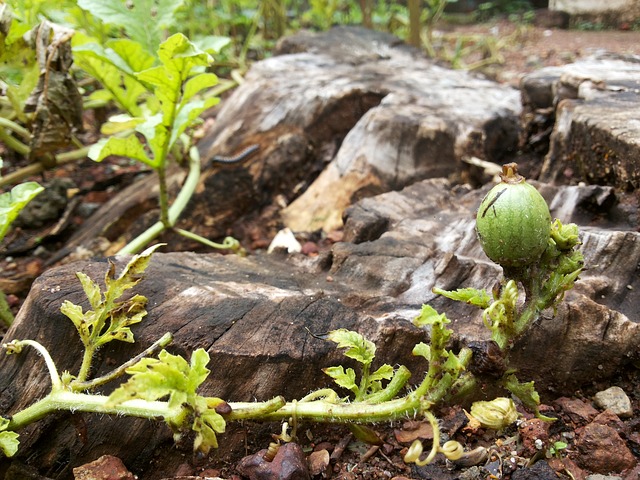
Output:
[1,179,637,479]
[520,53,640,190]
[58,26,521,259]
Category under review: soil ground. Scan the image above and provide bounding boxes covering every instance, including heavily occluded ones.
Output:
[1,19,639,480]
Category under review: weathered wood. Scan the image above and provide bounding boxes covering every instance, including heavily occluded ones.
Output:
[1,178,637,478]
[60,26,521,259]
[3,27,640,480]
[520,53,640,190]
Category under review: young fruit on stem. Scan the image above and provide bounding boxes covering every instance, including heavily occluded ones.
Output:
[476,163,551,269]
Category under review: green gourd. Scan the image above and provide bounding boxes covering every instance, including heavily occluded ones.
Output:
[476,163,551,268]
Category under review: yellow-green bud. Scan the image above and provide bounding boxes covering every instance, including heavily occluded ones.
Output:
[470,397,518,429]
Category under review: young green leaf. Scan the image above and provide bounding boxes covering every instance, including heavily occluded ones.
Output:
[61,244,160,363]
[77,0,185,54]
[0,181,44,241]
[327,329,376,366]
[108,348,210,407]
[413,304,450,328]
[432,287,492,309]
[412,342,431,360]
[193,397,226,453]
[89,136,154,167]
[107,348,226,453]
[502,373,553,421]
[182,73,219,104]
[368,364,394,386]
[72,37,154,115]
[323,366,358,395]
[0,417,19,457]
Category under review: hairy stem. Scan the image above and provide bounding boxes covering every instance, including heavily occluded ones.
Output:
[118,146,201,255]
[8,391,178,431]
[71,333,173,391]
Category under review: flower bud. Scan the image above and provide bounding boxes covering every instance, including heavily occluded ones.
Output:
[469,397,518,429]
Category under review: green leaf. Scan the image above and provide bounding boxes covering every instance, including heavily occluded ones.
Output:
[76,272,102,310]
[413,304,450,328]
[77,0,186,54]
[157,33,211,74]
[109,348,210,406]
[89,136,155,168]
[187,348,211,393]
[107,347,223,453]
[135,65,171,89]
[182,73,218,104]
[105,243,160,293]
[368,364,394,384]
[60,301,88,334]
[192,35,231,55]
[134,113,166,162]
[412,342,431,360]
[433,287,492,309]
[0,417,19,457]
[193,401,226,453]
[94,295,146,347]
[327,329,376,366]
[170,96,218,147]
[61,244,160,350]
[73,40,149,116]
[442,350,463,375]
[100,114,146,135]
[323,365,358,394]
[105,38,156,76]
[0,182,44,241]
[503,373,540,412]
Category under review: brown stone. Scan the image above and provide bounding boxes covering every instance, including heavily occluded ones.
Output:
[591,410,627,433]
[72,455,135,480]
[574,423,637,473]
[236,443,310,480]
[518,418,551,457]
[306,449,331,477]
[553,398,599,426]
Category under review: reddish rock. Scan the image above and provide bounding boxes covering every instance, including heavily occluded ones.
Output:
[553,397,598,426]
[72,455,135,480]
[592,409,627,433]
[574,423,637,474]
[307,449,330,477]
[236,442,310,480]
[547,457,586,480]
[394,420,434,444]
[518,418,551,457]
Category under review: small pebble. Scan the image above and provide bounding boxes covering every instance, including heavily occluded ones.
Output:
[593,386,633,418]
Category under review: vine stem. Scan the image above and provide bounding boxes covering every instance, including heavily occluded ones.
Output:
[118,146,201,255]
[4,349,471,434]
[7,391,424,433]
[0,144,92,188]
[9,340,62,391]
[71,333,173,391]
[8,391,178,431]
